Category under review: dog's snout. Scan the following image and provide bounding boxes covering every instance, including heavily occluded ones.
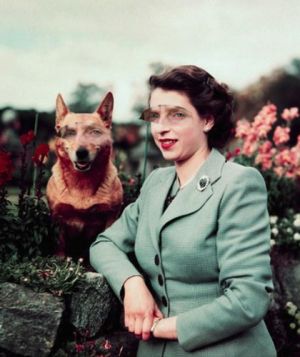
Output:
[76,147,89,161]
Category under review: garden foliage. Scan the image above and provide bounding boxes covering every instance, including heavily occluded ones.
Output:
[0,105,300,349]
[227,104,300,250]
[0,128,141,296]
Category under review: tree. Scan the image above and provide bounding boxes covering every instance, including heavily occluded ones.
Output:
[69,83,107,113]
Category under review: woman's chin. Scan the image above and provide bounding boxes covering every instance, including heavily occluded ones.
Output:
[161,152,178,161]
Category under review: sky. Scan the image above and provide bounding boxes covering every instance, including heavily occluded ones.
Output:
[0,0,300,122]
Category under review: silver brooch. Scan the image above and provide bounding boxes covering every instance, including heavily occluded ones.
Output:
[197,175,210,192]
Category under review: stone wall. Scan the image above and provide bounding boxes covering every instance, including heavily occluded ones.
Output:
[0,261,300,356]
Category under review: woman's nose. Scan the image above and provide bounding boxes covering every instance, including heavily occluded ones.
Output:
[151,121,171,134]
[152,115,171,131]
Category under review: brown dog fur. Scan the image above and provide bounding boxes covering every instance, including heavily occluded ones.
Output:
[46,92,123,260]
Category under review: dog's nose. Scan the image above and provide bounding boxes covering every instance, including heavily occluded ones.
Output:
[76,147,89,161]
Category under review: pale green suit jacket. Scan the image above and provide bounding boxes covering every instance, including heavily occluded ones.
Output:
[90,148,277,357]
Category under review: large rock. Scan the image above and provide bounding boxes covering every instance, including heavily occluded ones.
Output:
[69,272,120,337]
[0,282,64,356]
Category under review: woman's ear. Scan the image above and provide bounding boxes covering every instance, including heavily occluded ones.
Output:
[203,115,215,132]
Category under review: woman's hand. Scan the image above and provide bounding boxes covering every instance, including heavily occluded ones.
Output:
[123,276,164,341]
[152,316,178,339]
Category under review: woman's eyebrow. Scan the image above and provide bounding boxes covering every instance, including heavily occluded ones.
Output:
[82,124,103,131]
[172,105,188,110]
[150,105,187,110]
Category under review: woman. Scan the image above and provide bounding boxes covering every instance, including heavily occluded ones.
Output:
[90,65,277,356]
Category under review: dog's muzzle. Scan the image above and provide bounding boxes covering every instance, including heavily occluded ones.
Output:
[74,148,92,172]
[74,161,92,172]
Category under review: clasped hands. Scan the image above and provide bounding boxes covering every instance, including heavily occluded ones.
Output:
[123,275,178,341]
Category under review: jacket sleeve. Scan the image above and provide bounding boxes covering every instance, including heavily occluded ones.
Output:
[176,166,274,352]
[89,169,157,303]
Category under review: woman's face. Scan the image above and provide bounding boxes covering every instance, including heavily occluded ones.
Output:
[149,88,213,164]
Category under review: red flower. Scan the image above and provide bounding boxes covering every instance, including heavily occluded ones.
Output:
[20,130,35,146]
[32,143,49,166]
[75,343,85,353]
[0,151,14,186]
[225,147,241,161]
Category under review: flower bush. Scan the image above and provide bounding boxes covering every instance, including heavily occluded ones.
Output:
[227,104,300,355]
[285,301,300,336]
[270,210,300,249]
[233,105,299,176]
[227,104,300,218]
[0,130,57,263]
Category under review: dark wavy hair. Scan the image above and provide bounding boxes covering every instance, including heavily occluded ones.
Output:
[148,65,235,149]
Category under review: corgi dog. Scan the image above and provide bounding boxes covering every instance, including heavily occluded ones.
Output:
[46,92,123,260]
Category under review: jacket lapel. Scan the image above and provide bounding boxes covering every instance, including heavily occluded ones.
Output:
[148,167,176,249]
[155,148,226,242]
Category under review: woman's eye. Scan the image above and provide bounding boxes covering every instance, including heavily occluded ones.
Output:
[171,112,186,119]
[90,129,101,135]
[149,112,160,120]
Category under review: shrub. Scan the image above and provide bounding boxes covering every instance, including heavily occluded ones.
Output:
[0,255,85,296]
[270,210,300,251]
[227,104,300,217]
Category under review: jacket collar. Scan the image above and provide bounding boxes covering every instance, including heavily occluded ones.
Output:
[158,147,225,186]
[150,148,226,248]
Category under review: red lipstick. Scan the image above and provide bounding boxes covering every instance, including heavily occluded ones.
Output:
[159,139,177,150]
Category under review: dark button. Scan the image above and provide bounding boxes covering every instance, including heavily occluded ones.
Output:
[154,254,160,265]
[158,274,164,286]
[161,296,168,307]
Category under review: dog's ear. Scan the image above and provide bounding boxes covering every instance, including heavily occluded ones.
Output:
[96,92,114,128]
[56,94,69,129]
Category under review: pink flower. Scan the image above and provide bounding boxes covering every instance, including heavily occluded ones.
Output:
[274,149,293,166]
[273,126,290,146]
[257,124,273,138]
[253,104,277,127]
[258,141,273,154]
[249,104,277,139]
[281,107,299,121]
[241,132,259,157]
[235,119,251,139]
[255,153,273,170]
[103,339,111,350]
[273,148,299,179]
[255,141,276,170]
